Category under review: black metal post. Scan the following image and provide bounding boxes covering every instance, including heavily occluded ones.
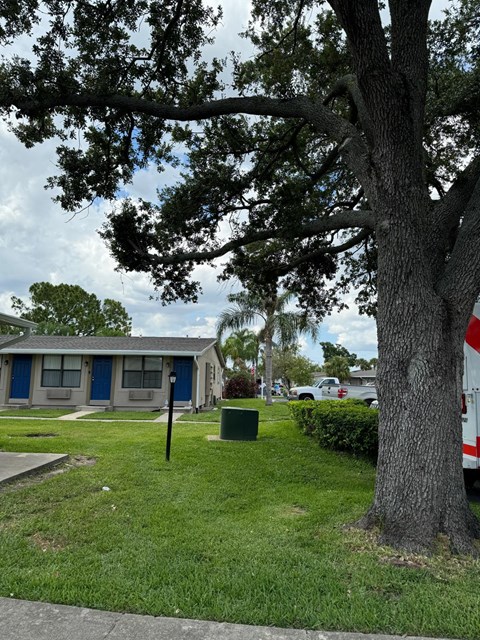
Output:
[166,372,176,461]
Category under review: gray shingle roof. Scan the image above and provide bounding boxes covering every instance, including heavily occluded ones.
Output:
[0,335,220,358]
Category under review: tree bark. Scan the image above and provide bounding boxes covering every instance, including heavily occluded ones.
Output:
[264,330,273,407]
[358,165,480,553]
[360,295,480,552]
[329,0,480,552]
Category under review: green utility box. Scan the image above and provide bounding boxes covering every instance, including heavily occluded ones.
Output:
[220,407,259,441]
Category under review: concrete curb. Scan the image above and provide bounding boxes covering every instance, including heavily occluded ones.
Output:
[0,598,455,640]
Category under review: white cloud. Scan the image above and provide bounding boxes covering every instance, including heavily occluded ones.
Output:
[324,295,378,356]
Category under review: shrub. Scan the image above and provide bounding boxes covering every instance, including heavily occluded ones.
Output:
[288,400,317,435]
[224,372,257,399]
[289,399,378,459]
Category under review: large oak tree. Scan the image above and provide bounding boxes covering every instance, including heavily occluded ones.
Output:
[0,0,479,552]
[11,282,132,336]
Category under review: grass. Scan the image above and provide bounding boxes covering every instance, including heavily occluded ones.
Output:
[0,404,479,638]
[178,398,291,422]
[82,410,164,421]
[0,408,75,418]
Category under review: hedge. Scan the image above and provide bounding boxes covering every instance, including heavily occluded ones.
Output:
[288,399,378,459]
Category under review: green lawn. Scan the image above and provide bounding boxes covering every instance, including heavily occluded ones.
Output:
[0,409,479,638]
[178,398,291,422]
[0,408,76,418]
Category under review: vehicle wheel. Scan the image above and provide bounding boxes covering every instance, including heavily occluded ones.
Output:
[299,394,314,401]
[364,399,373,407]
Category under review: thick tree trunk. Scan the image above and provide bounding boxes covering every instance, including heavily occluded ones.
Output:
[360,304,480,552]
[359,185,480,553]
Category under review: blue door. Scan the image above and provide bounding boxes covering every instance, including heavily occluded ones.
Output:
[91,356,112,401]
[173,357,193,402]
[10,355,32,399]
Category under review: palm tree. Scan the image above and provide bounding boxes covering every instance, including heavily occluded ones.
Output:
[222,328,260,370]
[216,290,319,405]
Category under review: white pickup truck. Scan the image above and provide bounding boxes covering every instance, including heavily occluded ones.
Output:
[288,377,377,405]
[288,377,339,401]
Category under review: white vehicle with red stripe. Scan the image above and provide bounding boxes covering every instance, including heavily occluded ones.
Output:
[320,381,377,405]
[462,303,480,477]
[288,377,377,405]
[288,377,340,401]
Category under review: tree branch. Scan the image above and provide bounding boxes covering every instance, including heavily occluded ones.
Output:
[7,93,317,123]
[433,157,480,234]
[327,1,390,75]
[6,91,371,191]
[428,156,480,276]
[389,0,431,138]
[263,229,371,278]
[323,73,372,140]
[436,174,480,315]
[257,0,308,59]
[132,209,373,268]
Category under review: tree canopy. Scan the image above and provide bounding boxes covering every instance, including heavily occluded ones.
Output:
[11,282,132,336]
[271,345,317,388]
[1,1,480,553]
[320,342,358,367]
[0,1,476,315]
[323,355,351,382]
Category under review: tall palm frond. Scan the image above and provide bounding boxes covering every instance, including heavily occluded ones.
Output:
[216,290,319,405]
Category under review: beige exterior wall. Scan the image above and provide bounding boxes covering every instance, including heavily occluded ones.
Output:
[0,358,10,405]
[0,355,33,406]
[30,355,89,407]
[111,355,170,410]
[196,345,223,408]
[0,348,223,410]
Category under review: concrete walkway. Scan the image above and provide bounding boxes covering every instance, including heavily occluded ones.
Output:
[0,452,68,485]
[58,410,97,420]
[0,410,185,423]
[0,598,454,640]
[58,411,185,423]
[153,411,183,422]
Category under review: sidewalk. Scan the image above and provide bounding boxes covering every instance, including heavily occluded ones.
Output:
[0,410,185,423]
[55,410,185,422]
[0,598,454,640]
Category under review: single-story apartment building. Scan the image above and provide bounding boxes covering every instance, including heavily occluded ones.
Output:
[0,334,225,411]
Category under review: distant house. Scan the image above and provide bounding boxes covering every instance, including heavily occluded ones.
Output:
[0,335,225,411]
[314,368,377,386]
[348,368,377,385]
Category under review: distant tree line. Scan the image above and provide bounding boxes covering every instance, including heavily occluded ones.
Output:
[2,282,131,336]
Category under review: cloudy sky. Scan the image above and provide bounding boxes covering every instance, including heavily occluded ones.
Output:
[0,1,449,366]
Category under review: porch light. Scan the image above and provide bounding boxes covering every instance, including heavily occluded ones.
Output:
[169,370,177,385]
